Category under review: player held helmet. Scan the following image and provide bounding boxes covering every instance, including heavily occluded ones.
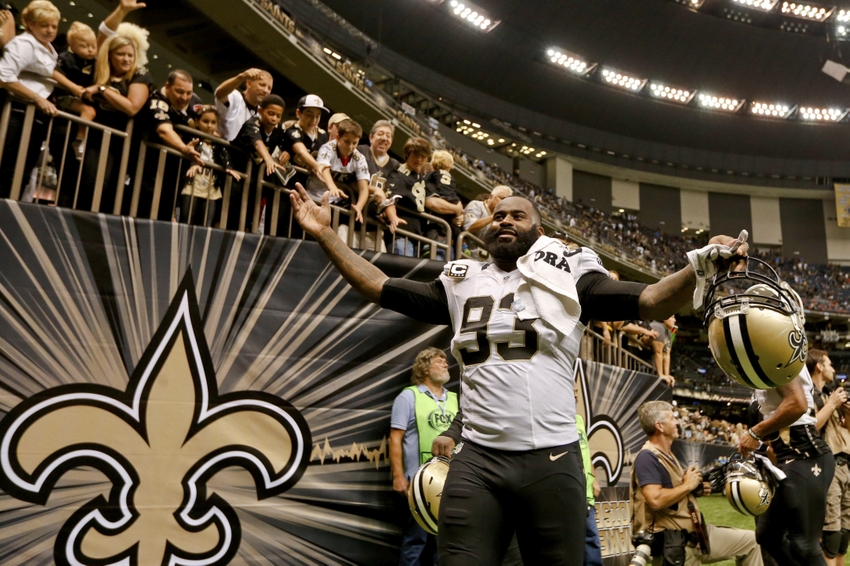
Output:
[724,454,774,516]
[408,456,450,535]
[703,257,806,390]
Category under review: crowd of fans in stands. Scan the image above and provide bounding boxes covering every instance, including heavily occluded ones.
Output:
[2,0,850,312]
[676,406,748,447]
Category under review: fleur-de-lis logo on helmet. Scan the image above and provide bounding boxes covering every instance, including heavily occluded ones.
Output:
[0,275,311,565]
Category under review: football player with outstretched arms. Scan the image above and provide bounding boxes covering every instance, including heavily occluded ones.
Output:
[290,184,748,565]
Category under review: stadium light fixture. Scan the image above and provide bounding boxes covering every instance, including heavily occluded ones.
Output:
[798,106,847,121]
[546,48,596,76]
[838,9,850,21]
[648,82,695,104]
[780,1,833,21]
[670,0,706,9]
[600,68,647,92]
[446,0,500,32]
[697,93,745,112]
[750,101,794,118]
[731,0,779,11]
[323,47,342,60]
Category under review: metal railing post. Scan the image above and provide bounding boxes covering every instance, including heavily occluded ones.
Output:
[113,119,133,215]
[9,104,36,201]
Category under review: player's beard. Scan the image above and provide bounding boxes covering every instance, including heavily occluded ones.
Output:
[482,225,539,262]
[429,368,450,386]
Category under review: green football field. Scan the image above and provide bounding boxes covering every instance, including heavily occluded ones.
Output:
[698,494,756,566]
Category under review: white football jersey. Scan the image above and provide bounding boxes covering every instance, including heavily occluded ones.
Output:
[305,142,370,202]
[439,248,608,450]
[755,365,817,427]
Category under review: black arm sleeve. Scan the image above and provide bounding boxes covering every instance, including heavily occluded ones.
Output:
[380,278,452,326]
[440,405,464,443]
[577,272,647,324]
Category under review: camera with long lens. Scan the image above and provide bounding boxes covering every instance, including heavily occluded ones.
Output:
[693,462,727,496]
[629,531,654,566]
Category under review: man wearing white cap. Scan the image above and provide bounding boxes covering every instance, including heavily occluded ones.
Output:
[327,112,350,141]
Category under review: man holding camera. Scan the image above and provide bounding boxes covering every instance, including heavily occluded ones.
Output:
[631,401,760,565]
[811,349,850,566]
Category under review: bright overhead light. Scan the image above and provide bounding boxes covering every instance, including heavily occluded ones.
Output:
[799,106,847,121]
[447,0,500,32]
[731,0,779,10]
[649,82,695,104]
[600,68,646,92]
[697,93,744,112]
[838,9,850,21]
[671,0,706,8]
[751,101,793,118]
[546,47,595,75]
[780,1,833,20]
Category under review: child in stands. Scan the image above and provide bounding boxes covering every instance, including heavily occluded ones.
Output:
[180,106,241,227]
[307,118,369,224]
[53,21,97,159]
[233,94,287,177]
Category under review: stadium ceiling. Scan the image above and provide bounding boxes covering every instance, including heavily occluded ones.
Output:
[320,0,850,161]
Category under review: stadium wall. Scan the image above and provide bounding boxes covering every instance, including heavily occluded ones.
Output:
[0,202,671,565]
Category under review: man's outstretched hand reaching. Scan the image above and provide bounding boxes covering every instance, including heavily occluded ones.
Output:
[290,182,331,237]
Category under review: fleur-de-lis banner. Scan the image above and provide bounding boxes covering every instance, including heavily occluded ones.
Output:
[0,202,669,565]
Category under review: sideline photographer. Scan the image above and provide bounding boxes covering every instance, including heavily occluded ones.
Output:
[630,401,760,565]
[811,349,850,566]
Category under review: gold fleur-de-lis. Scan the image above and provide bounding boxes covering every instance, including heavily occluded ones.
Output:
[574,360,624,484]
[0,276,311,565]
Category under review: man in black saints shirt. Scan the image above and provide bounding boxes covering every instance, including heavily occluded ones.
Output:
[137,69,202,221]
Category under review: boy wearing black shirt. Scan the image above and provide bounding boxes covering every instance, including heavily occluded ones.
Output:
[232,94,289,233]
[382,137,432,257]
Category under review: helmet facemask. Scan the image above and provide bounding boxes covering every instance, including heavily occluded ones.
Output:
[703,257,807,389]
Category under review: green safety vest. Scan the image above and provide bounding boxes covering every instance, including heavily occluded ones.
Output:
[577,415,595,505]
[406,385,459,464]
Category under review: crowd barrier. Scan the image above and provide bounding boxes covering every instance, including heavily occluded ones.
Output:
[582,327,656,374]
[0,98,458,258]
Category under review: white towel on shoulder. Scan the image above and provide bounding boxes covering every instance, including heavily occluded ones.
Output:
[515,236,582,337]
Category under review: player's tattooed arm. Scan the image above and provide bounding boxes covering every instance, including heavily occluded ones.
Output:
[314,228,388,303]
[291,183,388,303]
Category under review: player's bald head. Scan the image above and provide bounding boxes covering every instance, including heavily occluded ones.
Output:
[495,196,542,228]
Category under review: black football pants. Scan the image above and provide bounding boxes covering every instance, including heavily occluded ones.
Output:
[437,439,586,566]
[756,450,834,566]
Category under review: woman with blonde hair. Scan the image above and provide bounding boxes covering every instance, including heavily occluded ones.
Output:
[75,0,151,213]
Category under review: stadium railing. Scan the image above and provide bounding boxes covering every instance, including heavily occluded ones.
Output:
[0,97,133,214]
[581,328,654,373]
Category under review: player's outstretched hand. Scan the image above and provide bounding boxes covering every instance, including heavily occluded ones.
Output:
[707,230,749,271]
[290,183,331,237]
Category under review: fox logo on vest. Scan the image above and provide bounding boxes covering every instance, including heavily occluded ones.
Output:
[428,410,456,431]
[0,274,311,566]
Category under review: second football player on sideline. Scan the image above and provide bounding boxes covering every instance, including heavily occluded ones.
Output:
[739,364,834,566]
[289,184,747,565]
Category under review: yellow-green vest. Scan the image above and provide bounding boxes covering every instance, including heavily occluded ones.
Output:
[406,385,458,464]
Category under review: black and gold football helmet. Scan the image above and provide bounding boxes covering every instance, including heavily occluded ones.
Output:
[703,257,807,389]
[408,456,450,535]
[724,454,774,516]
